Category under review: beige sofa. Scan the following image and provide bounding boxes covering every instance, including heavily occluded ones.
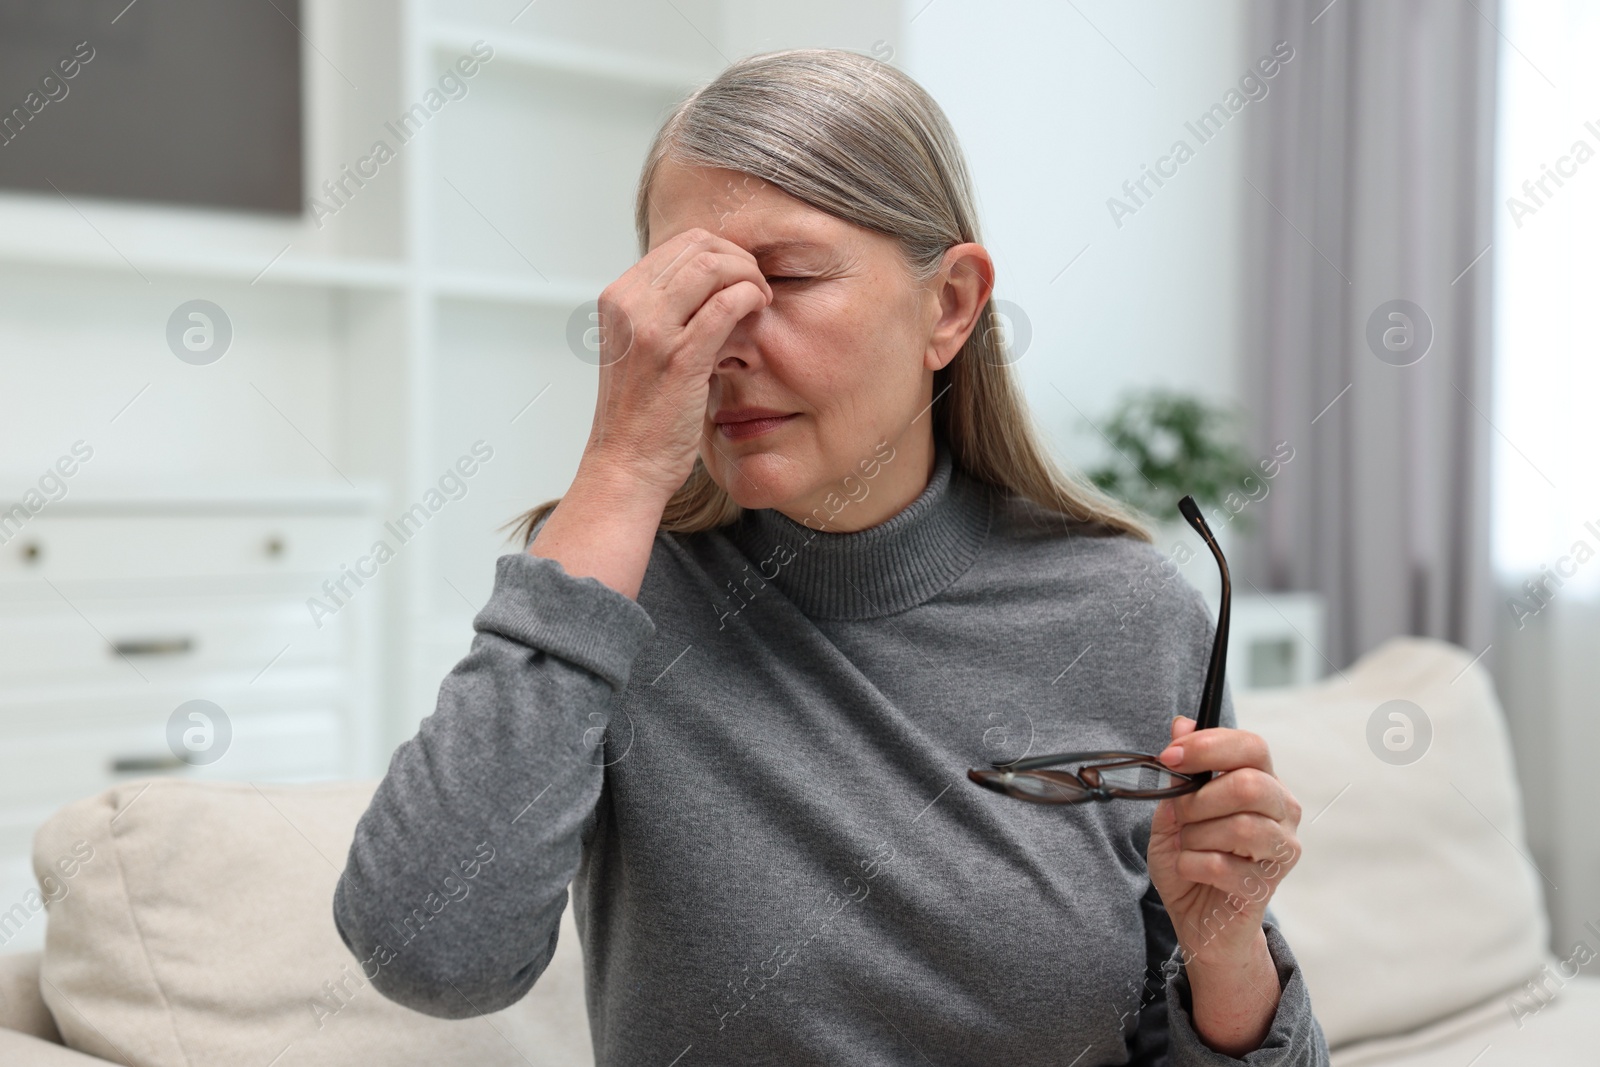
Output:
[0,637,1594,1065]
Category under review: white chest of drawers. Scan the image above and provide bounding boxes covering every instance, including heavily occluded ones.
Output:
[0,488,382,954]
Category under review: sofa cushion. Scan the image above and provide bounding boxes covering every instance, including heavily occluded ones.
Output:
[0,1027,111,1066]
[1328,972,1600,1066]
[32,779,594,1067]
[0,951,62,1044]
[1233,637,1550,1048]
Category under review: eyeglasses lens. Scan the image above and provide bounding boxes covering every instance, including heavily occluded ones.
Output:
[968,768,1090,804]
[1085,760,1184,793]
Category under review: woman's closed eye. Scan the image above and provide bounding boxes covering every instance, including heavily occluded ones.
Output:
[765,275,812,284]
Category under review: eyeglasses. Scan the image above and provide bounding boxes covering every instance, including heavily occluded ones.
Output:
[967,495,1231,804]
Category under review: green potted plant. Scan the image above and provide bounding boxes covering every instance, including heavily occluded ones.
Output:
[1083,388,1260,527]
[1082,388,1263,601]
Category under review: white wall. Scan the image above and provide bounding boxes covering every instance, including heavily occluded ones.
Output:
[904,0,1253,470]
[723,0,902,56]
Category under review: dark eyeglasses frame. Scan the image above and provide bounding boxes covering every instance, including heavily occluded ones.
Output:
[967,495,1230,804]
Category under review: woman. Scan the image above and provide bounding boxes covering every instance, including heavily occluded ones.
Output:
[334,48,1330,1066]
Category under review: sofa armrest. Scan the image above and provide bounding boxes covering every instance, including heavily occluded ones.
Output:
[0,1028,110,1066]
[0,953,63,1044]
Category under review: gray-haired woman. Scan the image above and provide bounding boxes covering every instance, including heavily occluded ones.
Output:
[334,48,1331,1066]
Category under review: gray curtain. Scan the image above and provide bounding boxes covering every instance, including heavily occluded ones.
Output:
[1239,0,1501,672]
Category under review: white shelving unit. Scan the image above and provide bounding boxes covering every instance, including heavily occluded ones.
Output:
[0,487,382,955]
[396,0,729,738]
[0,0,745,769]
[0,0,904,767]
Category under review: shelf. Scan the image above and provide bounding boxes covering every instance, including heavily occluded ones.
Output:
[243,257,409,291]
[429,270,600,308]
[429,24,712,93]
[0,187,409,291]
[0,481,387,516]
[0,245,409,291]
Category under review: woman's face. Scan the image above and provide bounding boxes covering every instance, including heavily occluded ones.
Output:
[646,161,991,529]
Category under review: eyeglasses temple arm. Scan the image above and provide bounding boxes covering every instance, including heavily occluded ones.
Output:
[1178,496,1230,732]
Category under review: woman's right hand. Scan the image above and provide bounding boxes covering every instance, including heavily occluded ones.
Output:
[582,226,773,500]
[527,228,772,600]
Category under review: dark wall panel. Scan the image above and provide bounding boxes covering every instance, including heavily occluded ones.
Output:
[0,0,303,214]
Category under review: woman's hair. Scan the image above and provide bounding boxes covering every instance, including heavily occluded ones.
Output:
[506,48,1152,547]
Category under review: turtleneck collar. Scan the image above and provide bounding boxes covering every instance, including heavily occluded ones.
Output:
[725,437,992,620]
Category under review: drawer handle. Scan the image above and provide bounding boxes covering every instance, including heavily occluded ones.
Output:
[111,637,195,657]
[110,754,189,774]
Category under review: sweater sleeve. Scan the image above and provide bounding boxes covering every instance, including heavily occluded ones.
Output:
[331,548,655,1019]
[1126,887,1329,1066]
[1159,907,1331,1066]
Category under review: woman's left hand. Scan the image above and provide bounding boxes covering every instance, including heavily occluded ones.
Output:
[1146,714,1303,968]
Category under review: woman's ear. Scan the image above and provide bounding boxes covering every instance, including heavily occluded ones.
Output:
[924,243,995,372]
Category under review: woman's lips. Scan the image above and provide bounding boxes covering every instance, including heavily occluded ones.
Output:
[717,413,799,440]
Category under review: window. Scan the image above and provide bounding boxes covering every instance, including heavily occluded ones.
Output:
[1493,0,1600,596]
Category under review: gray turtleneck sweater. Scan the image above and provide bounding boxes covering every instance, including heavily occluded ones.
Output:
[333,440,1331,1066]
